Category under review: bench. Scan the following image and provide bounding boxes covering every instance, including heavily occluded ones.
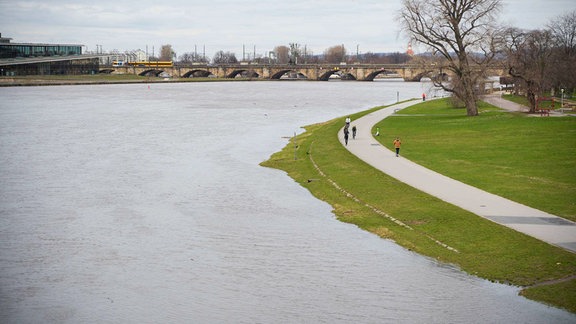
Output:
[537,107,552,116]
[535,97,555,116]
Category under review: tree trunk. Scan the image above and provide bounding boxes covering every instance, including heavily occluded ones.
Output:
[461,72,479,116]
[524,80,538,113]
[465,96,479,116]
[527,91,537,113]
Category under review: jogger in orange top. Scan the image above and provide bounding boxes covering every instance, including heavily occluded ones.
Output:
[393,137,401,157]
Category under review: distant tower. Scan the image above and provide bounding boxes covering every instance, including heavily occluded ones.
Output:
[406,43,414,56]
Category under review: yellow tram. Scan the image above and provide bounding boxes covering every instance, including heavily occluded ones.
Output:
[125,61,174,67]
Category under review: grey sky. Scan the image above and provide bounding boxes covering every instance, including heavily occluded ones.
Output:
[1,0,575,59]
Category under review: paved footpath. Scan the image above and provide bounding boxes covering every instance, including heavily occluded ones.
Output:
[339,98,576,253]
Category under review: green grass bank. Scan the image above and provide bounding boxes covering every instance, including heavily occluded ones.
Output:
[374,99,576,220]
[261,98,576,313]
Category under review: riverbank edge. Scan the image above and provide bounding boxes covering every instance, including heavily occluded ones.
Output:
[260,100,576,314]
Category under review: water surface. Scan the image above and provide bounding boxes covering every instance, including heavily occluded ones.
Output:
[1,81,573,323]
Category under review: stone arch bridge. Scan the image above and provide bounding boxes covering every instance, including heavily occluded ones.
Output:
[102,63,506,82]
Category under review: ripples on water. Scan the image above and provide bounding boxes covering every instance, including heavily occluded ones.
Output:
[1,82,574,323]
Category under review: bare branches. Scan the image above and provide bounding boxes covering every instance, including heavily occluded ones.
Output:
[399,0,502,116]
[504,12,576,112]
[547,10,576,57]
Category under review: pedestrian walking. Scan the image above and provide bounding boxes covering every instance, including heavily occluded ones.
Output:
[352,125,357,139]
[393,137,401,157]
[344,127,349,145]
[422,93,426,101]
[345,116,351,126]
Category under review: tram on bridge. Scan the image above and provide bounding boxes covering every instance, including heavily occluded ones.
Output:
[113,61,173,67]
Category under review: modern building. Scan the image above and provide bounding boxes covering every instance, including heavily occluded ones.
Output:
[0,34,82,58]
[0,33,100,76]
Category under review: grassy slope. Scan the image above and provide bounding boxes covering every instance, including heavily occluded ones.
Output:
[374,99,576,220]
[261,99,576,313]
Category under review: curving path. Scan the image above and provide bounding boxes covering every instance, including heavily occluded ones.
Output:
[339,98,576,253]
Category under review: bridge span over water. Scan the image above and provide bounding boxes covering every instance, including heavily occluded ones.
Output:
[102,63,507,82]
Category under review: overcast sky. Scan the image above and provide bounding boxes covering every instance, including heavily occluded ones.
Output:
[1,0,575,59]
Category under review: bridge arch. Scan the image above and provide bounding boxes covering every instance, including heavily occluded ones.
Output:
[269,69,309,80]
[317,70,357,81]
[270,70,289,79]
[182,69,213,78]
[341,73,356,80]
[319,70,343,81]
[227,69,259,78]
[270,69,295,79]
[405,70,449,82]
[363,69,400,81]
[138,69,165,77]
[403,70,436,82]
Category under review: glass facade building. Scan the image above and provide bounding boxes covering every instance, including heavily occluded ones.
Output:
[0,43,82,59]
[1,58,100,75]
[0,34,98,75]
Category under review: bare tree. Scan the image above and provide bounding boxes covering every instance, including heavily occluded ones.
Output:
[274,46,290,64]
[324,45,347,64]
[504,28,556,112]
[548,10,576,57]
[398,0,502,116]
[213,51,238,64]
[179,53,193,63]
[303,50,319,64]
[547,10,576,92]
[385,52,412,64]
[179,52,209,64]
[361,52,378,63]
[289,43,302,64]
[160,44,174,61]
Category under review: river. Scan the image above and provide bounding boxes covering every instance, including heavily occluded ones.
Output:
[0,81,573,323]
